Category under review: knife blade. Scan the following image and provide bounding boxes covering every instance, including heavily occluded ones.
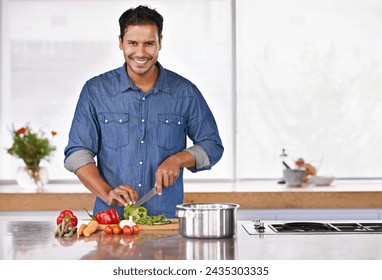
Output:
[134,187,158,207]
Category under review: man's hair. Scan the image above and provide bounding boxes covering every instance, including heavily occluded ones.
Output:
[119,5,163,40]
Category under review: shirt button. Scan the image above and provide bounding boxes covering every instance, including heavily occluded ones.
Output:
[178,121,181,125]
[138,183,142,187]
[142,97,146,101]
[105,119,108,123]
[119,119,123,123]
[140,140,144,144]
[141,119,145,122]
[165,119,169,123]
[139,161,143,165]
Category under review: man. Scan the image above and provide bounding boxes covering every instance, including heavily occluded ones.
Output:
[64,5,223,218]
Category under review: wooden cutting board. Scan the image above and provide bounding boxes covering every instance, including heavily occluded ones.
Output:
[138,219,179,231]
[97,218,179,231]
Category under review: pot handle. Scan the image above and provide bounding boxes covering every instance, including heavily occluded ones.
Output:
[175,209,185,218]
[175,210,202,219]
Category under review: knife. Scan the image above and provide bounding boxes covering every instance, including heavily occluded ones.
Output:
[134,186,158,207]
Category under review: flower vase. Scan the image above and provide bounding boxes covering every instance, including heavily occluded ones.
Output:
[16,166,49,190]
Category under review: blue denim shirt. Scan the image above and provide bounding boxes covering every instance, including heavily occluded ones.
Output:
[64,62,223,218]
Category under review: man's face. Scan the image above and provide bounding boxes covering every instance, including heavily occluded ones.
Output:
[119,24,162,79]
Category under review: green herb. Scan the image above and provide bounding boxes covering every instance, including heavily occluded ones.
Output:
[123,205,168,225]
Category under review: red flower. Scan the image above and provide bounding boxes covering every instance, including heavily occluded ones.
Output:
[16,127,27,135]
[51,131,57,136]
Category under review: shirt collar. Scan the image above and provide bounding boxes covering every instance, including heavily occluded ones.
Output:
[118,62,171,94]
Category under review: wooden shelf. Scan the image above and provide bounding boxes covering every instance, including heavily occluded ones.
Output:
[2,180,382,211]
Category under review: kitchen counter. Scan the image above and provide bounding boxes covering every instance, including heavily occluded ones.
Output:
[1,179,382,211]
[1,219,382,260]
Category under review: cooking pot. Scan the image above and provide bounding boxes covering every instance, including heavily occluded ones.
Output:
[175,203,240,239]
[180,237,236,259]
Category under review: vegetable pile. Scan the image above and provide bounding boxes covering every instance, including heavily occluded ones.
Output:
[54,205,168,239]
[123,205,169,225]
[103,223,140,235]
[55,210,78,237]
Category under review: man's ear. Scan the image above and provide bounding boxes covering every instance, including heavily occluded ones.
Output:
[159,35,163,50]
[118,35,123,50]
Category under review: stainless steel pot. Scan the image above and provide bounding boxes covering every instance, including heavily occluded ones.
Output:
[175,203,240,239]
[180,237,236,259]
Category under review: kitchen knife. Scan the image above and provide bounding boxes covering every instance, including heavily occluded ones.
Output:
[134,186,158,207]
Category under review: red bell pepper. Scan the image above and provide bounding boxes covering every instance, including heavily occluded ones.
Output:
[95,208,120,224]
[56,209,78,227]
[85,208,120,225]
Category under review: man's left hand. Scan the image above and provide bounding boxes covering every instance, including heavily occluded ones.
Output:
[155,151,196,194]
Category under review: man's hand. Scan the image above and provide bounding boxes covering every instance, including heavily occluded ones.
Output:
[108,185,139,206]
[76,163,138,206]
[155,157,180,194]
[155,151,196,193]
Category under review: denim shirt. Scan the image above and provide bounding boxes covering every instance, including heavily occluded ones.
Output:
[64,62,223,218]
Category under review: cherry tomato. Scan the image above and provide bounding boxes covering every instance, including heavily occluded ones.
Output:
[122,225,133,235]
[112,225,123,235]
[132,224,140,234]
[104,225,113,235]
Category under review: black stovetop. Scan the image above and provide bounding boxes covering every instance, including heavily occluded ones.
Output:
[242,221,382,235]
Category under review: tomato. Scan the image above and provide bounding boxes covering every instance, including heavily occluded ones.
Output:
[104,225,113,235]
[112,225,123,235]
[122,225,133,235]
[132,224,140,234]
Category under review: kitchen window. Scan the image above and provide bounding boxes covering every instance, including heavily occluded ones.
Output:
[0,0,233,181]
[0,0,381,182]
[236,0,382,179]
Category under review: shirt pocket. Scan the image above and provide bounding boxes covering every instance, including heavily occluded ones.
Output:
[157,114,186,150]
[98,112,129,150]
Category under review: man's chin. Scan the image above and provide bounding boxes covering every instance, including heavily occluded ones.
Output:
[127,65,147,75]
[127,63,156,77]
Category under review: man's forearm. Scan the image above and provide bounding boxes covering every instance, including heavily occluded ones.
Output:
[75,163,113,205]
[172,150,196,169]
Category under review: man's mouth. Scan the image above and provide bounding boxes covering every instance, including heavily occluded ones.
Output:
[131,57,150,65]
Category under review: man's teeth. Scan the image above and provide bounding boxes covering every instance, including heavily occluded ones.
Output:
[133,59,148,64]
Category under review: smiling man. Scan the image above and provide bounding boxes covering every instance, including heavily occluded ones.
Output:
[120,23,161,92]
[64,5,224,218]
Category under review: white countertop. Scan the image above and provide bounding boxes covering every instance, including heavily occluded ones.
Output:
[1,218,382,260]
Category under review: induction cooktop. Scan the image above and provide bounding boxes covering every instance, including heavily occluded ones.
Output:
[242,220,382,235]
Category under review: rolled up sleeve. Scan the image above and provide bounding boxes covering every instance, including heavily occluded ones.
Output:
[184,145,210,172]
[64,149,95,173]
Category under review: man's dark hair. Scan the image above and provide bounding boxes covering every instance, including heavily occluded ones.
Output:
[119,5,163,40]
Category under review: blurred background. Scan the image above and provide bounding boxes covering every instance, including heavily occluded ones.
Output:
[0,0,381,182]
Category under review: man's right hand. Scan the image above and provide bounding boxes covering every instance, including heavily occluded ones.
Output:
[75,163,138,206]
[108,184,138,206]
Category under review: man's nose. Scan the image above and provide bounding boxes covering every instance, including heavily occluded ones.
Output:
[136,44,145,56]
